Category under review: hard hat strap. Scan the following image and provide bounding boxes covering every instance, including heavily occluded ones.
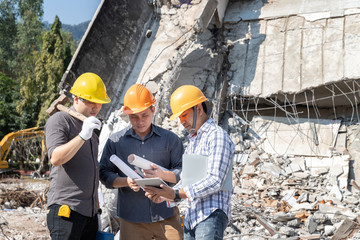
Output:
[189,106,197,135]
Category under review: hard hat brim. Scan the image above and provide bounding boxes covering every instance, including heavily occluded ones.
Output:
[122,105,150,115]
[89,96,111,104]
[169,111,183,121]
[169,97,207,121]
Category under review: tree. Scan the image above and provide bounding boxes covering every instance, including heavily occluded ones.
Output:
[1,0,76,131]
[61,29,77,69]
[0,0,17,76]
[35,16,71,126]
[16,0,44,128]
[0,73,22,139]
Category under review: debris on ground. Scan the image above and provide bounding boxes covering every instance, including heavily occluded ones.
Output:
[0,179,49,240]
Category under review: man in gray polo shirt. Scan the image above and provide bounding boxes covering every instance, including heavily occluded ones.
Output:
[45,72,111,240]
[99,84,184,239]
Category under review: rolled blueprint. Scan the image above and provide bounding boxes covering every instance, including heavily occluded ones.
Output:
[110,155,142,179]
[127,154,168,171]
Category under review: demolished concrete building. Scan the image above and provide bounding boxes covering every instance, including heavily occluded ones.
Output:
[58,0,360,239]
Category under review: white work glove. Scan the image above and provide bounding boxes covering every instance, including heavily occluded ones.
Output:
[79,116,101,141]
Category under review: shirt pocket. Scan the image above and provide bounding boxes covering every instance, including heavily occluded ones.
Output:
[150,147,170,168]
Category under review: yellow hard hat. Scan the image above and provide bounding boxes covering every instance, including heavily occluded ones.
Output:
[122,84,156,114]
[70,72,111,104]
[169,85,207,121]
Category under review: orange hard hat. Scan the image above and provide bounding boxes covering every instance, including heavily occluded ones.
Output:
[169,85,207,121]
[122,84,156,114]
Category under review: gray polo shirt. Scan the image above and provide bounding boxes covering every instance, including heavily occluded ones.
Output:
[45,109,99,217]
[99,124,184,223]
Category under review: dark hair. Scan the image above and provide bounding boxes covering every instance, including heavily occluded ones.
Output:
[202,102,207,115]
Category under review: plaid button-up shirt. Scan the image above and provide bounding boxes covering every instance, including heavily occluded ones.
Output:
[175,118,235,229]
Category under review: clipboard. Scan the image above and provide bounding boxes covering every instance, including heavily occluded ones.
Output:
[134,177,168,188]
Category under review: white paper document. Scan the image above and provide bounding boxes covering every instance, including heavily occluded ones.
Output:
[128,154,169,171]
[110,155,142,179]
[181,154,208,188]
[181,154,233,191]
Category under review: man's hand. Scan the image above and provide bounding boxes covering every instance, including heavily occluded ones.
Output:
[79,116,101,141]
[142,164,164,179]
[50,117,101,166]
[145,192,166,204]
[144,184,175,203]
[127,177,140,192]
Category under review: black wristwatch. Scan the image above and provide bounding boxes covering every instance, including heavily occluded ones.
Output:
[174,190,181,202]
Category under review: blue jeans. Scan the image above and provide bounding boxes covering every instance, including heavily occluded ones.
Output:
[184,209,228,240]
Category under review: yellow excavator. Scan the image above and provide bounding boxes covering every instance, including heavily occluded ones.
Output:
[0,127,45,178]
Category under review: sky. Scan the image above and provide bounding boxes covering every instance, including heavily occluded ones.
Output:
[43,0,101,25]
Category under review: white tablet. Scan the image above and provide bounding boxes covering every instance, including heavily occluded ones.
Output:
[135,178,168,188]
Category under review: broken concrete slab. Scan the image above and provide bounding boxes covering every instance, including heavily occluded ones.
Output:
[329,164,344,177]
[224,0,360,21]
[344,14,360,79]
[285,161,302,175]
[187,0,218,33]
[318,204,357,220]
[261,162,282,178]
[214,0,229,28]
[305,215,318,234]
[332,218,360,240]
[329,185,343,202]
[252,116,342,157]
[223,2,360,104]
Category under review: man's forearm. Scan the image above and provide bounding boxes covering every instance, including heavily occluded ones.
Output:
[161,171,177,183]
[112,176,129,188]
[178,188,187,199]
[50,136,85,166]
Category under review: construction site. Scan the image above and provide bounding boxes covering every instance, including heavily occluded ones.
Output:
[2,0,360,239]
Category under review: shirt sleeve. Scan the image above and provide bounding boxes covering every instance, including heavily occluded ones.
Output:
[45,113,70,158]
[99,138,121,189]
[183,130,233,201]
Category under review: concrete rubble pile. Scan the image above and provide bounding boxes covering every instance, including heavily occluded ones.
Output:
[0,187,45,210]
[221,118,360,240]
[0,179,48,210]
[0,179,49,240]
[149,108,357,239]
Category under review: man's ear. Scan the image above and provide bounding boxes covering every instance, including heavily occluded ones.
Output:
[73,96,79,104]
[197,103,203,114]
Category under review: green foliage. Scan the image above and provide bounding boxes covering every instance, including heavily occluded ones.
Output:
[0,73,22,139]
[0,0,78,135]
[35,16,69,126]
[16,0,44,128]
[16,0,43,59]
[61,29,77,67]
[0,0,17,76]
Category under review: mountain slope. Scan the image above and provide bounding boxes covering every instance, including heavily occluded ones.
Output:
[43,20,90,42]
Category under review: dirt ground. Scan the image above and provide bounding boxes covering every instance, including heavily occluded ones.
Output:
[0,178,50,240]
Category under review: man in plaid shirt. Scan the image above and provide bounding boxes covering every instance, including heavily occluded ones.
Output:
[144,85,235,240]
